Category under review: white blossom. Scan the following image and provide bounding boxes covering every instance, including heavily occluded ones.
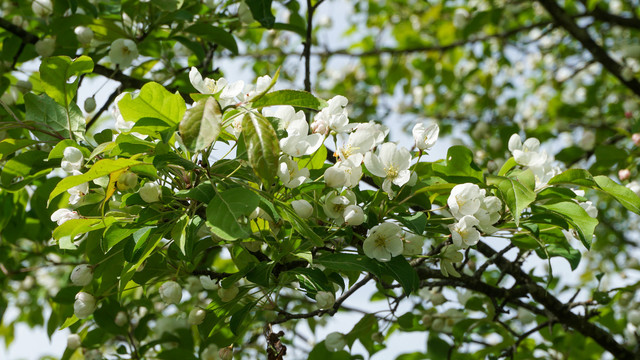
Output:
[188,308,207,325]
[279,109,324,157]
[114,311,128,327]
[508,133,547,167]
[200,275,218,290]
[447,183,485,219]
[201,344,221,360]
[61,147,84,172]
[277,156,309,188]
[440,245,463,277]
[314,95,353,134]
[315,291,335,309]
[139,182,162,203]
[109,39,139,68]
[323,190,356,223]
[67,170,89,205]
[218,284,239,302]
[67,334,82,349]
[412,122,439,150]
[364,142,412,198]
[159,281,182,304]
[35,37,55,57]
[32,0,53,17]
[74,26,94,44]
[580,201,598,218]
[448,215,481,248]
[51,208,80,225]
[291,199,313,219]
[343,205,365,226]
[363,222,403,261]
[402,233,425,256]
[324,157,362,188]
[70,264,93,286]
[325,332,346,352]
[74,291,96,319]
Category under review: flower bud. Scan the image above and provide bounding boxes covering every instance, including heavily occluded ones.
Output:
[626,111,634,119]
[201,344,219,360]
[633,133,640,146]
[292,199,313,218]
[619,169,631,181]
[324,166,347,188]
[35,38,55,57]
[84,97,96,113]
[517,307,535,324]
[117,171,138,191]
[67,334,81,349]
[343,205,364,226]
[188,308,206,325]
[325,332,346,352]
[51,208,80,225]
[32,0,53,17]
[139,182,162,202]
[74,291,96,319]
[61,146,84,172]
[219,346,233,360]
[74,26,94,44]
[70,264,93,286]
[315,291,335,309]
[159,281,182,304]
[218,284,239,302]
[200,275,219,290]
[114,311,128,327]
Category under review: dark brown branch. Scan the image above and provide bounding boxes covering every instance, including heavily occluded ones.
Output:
[587,4,640,29]
[537,0,640,97]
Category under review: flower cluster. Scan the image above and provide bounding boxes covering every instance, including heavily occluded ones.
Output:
[508,133,561,189]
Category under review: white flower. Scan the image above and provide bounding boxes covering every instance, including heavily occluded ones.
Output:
[241,75,271,101]
[51,208,80,225]
[189,67,244,105]
[578,130,596,151]
[139,182,162,203]
[201,344,221,360]
[109,39,139,68]
[354,121,389,147]
[188,308,207,325]
[453,8,469,28]
[402,233,425,256]
[580,201,598,218]
[114,311,128,327]
[84,97,96,112]
[315,95,353,134]
[323,190,356,223]
[279,113,324,157]
[74,292,96,319]
[61,147,84,172]
[67,170,89,205]
[199,275,218,290]
[315,291,335,309]
[67,334,82,349]
[364,142,412,198]
[32,0,53,17]
[35,37,55,57]
[448,215,481,249]
[412,122,439,150]
[218,284,239,302]
[70,264,93,286]
[343,205,365,226]
[530,161,561,189]
[117,171,138,191]
[159,281,182,304]
[336,127,375,161]
[325,332,346,352]
[363,222,403,261]
[292,199,313,218]
[310,116,329,135]
[447,183,485,219]
[324,157,363,188]
[74,26,94,44]
[508,134,547,167]
[474,196,502,234]
[277,156,309,188]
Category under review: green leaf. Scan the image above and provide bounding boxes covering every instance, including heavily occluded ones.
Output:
[251,90,328,110]
[185,24,239,55]
[594,175,640,214]
[548,169,598,188]
[487,175,536,226]
[396,212,427,234]
[24,93,85,141]
[538,201,598,249]
[205,187,260,241]
[383,256,420,295]
[179,97,222,152]
[101,224,138,253]
[53,218,114,250]
[0,139,39,161]
[40,55,94,107]
[242,113,280,187]
[172,214,189,256]
[229,301,257,335]
[432,146,483,182]
[498,157,517,176]
[117,82,186,126]
[175,182,215,203]
[316,253,383,278]
[1,151,54,191]
[536,243,581,271]
[48,158,142,204]
[245,0,276,28]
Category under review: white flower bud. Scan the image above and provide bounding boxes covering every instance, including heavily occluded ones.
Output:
[201,344,219,360]
[218,284,239,302]
[84,97,96,113]
[50,208,80,225]
[35,38,55,57]
[74,26,94,44]
[139,182,162,203]
[343,205,364,226]
[70,264,93,286]
[114,311,128,327]
[219,346,233,360]
[117,171,138,191]
[315,291,335,309]
[74,291,96,319]
[292,199,313,218]
[61,147,84,172]
[188,308,207,325]
[324,166,347,188]
[518,307,536,324]
[200,275,218,290]
[67,334,81,349]
[32,0,53,17]
[619,169,631,181]
[633,133,640,146]
[159,281,182,304]
[109,38,139,68]
[325,332,346,352]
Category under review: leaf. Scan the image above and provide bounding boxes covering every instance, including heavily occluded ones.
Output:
[53,218,114,250]
[316,253,383,278]
[242,113,280,187]
[538,201,598,249]
[117,82,186,126]
[205,187,260,241]
[251,90,328,110]
[179,97,222,152]
[230,301,257,335]
[245,0,276,28]
[171,214,189,256]
[40,55,94,107]
[48,158,142,204]
[101,224,138,253]
[383,256,420,295]
[548,169,598,188]
[498,157,517,176]
[396,212,427,234]
[594,175,640,214]
[0,139,39,161]
[185,24,239,54]
[0,151,54,191]
[536,243,582,271]
[487,175,536,226]
[175,182,215,203]
[24,93,85,141]
[432,146,483,182]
